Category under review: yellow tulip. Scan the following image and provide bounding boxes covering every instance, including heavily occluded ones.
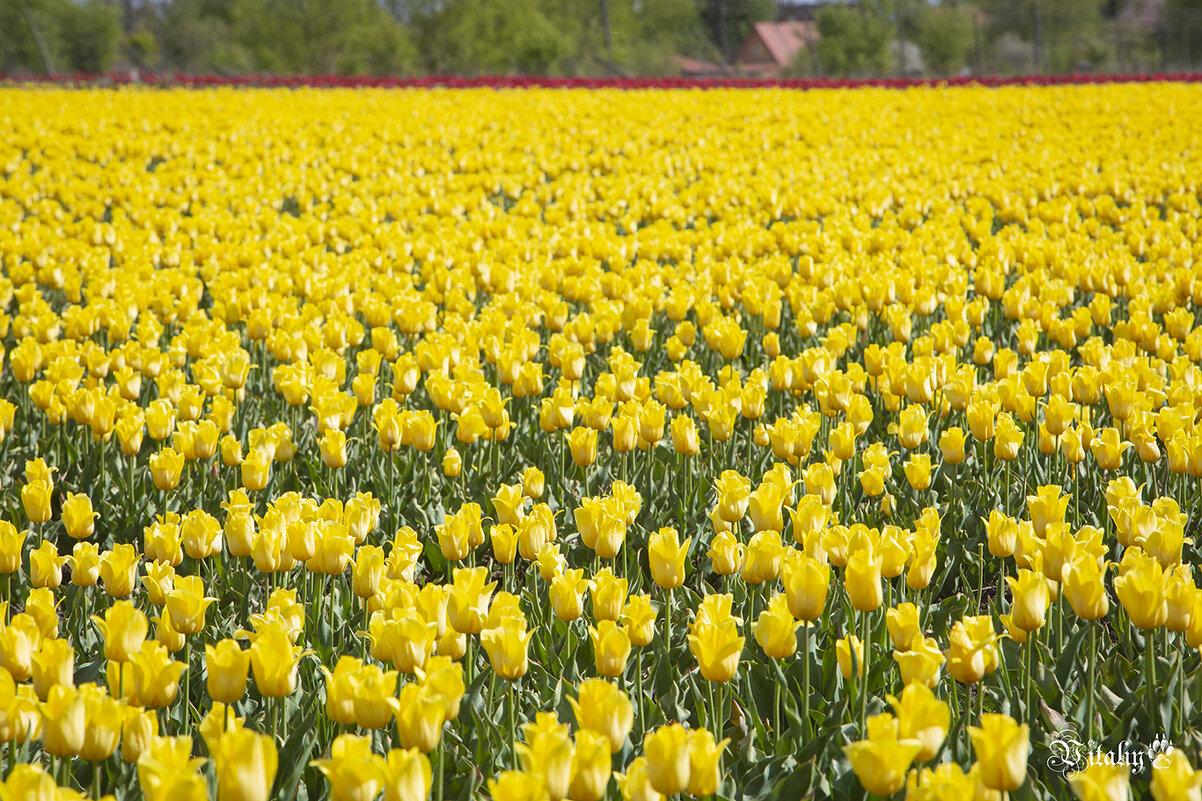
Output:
[939,427,967,464]
[206,639,250,705]
[688,618,743,683]
[210,727,278,801]
[448,567,496,635]
[842,716,923,797]
[886,603,922,651]
[442,447,462,477]
[181,509,223,560]
[644,723,691,797]
[1151,749,1202,801]
[590,568,628,621]
[753,594,799,659]
[30,638,73,702]
[78,683,123,761]
[686,728,729,797]
[616,757,662,801]
[481,618,532,680]
[1068,762,1129,801]
[39,684,85,757]
[93,600,149,663]
[21,480,52,524]
[1114,551,1169,631]
[888,682,949,761]
[0,613,37,681]
[945,615,999,685]
[132,641,187,708]
[68,541,102,587]
[248,621,302,697]
[648,527,690,590]
[568,426,598,467]
[0,522,26,574]
[740,530,785,584]
[969,713,1029,791]
[707,531,743,576]
[1005,568,1049,632]
[351,663,400,730]
[382,747,433,801]
[320,429,348,469]
[713,471,750,523]
[568,678,633,754]
[395,682,446,753]
[62,493,96,539]
[149,448,185,491]
[568,729,611,801]
[781,552,830,621]
[588,620,631,678]
[846,548,883,612]
[620,594,656,648]
[837,634,864,680]
[122,707,158,764]
[550,568,591,622]
[312,734,388,801]
[903,454,932,490]
[165,574,216,635]
[352,545,386,599]
[29,541,66,589]
[1063,553,1109,621]
[893,636,945,688]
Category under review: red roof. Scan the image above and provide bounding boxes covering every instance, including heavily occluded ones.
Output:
[673,55,726,77]
[738,21,819,68]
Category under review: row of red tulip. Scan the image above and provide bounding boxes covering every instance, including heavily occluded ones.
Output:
[4,71,1202,90]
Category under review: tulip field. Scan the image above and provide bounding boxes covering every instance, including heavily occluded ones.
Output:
[1,80,1202,800]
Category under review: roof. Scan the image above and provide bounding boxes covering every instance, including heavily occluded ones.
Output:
[739,21,819,67]
[673,55,726,77]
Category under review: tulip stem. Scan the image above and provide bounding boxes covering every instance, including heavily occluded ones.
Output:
[801,623,810,740]
[1086,622,1097,745]
[465,638,474,687]
[859,609,869,736]
[436,741,445,801]
[635,650,646,742]
[772,676,781,739]
[665,588,674,654]
[1024,638,1033,729]
[976,543,984,614]
[183,637,191,732]
[1145,636,1156,730]
[1177,633,1185,740]
[508,678,519,769]
[706,676,718,736]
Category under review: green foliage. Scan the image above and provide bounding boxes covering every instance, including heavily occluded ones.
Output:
[0,0,120,74]
[0,0,1190,77]
[916,5,976,75]
[228,0,416,75]
[814,5,895,77]
[977,0,1111,73]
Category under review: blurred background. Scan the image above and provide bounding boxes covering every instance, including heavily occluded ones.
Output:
[0,0,1197,80]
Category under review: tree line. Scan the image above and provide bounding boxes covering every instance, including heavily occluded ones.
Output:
[1,0,1199,79]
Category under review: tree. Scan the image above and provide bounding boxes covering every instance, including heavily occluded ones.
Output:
[977,0,1111,72]
[0,0,120,74]
[1159,0,1202,68]
[915,4,976,74]
[813,4,895,77]
[699,0,775,62]
[228,0,415,74]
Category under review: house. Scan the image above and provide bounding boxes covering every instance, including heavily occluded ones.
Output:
[734,21,819,78]
[673,55,728,79]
